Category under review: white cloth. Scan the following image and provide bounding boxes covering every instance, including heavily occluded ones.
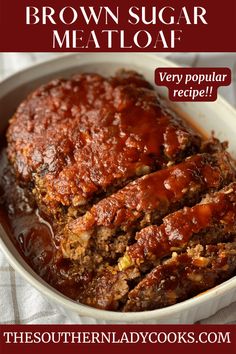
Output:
[0,52,236,324]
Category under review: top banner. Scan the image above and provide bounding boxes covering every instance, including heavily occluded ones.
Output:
[0,0,236,52]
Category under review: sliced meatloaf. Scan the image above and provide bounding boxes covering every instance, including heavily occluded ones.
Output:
[61,152,235,263]
[77,240,236,311]
[123,242,236,312]
[78,183,236,310]
[120,182,236,271]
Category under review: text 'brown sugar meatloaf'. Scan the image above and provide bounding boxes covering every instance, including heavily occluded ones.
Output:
[5,70,236,313]
[7,70,201,221]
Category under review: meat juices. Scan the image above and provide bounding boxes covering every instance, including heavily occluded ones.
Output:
[3,70,236,312]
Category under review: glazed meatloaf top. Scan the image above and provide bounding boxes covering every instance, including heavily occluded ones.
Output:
[7,70,201,220]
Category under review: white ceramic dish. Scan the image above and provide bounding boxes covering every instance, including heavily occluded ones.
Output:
[1,53,236,324]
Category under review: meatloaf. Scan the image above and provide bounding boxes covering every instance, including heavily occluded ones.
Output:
[4,69,236,313]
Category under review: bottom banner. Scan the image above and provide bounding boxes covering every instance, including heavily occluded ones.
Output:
[0,325,235,354]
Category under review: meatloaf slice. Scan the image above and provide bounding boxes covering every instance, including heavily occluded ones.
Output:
[7,71,201,220]
[120,182,236,271]
[77,266,140,311]
[60,152,235,262]
[123,242,236,312]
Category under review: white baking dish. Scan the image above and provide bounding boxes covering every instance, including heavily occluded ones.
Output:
[0,53,236,324]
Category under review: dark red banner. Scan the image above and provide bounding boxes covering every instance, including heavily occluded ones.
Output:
[0,325,236,354]
[0,0,236,51]
[155,67,231,101]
